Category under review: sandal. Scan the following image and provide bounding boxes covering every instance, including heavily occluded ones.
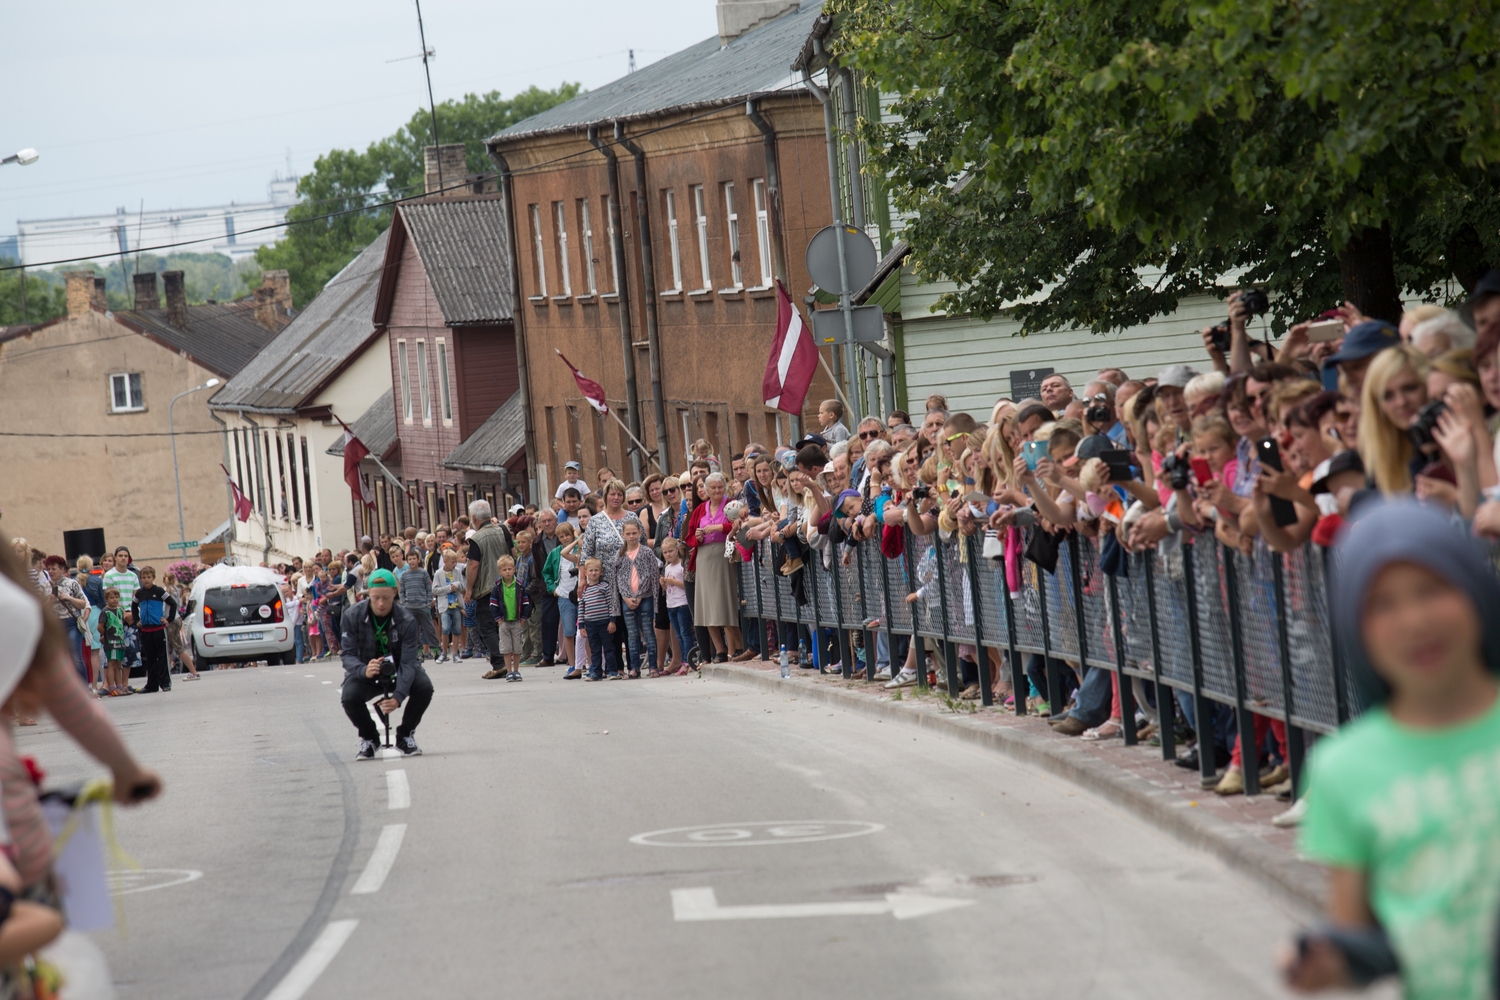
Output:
[1081,721,1123,741]
[959,684,982,700]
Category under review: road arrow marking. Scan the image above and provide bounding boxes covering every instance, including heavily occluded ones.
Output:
[671,887,974,922]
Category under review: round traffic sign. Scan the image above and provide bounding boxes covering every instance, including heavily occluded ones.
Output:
[805,225,877,295]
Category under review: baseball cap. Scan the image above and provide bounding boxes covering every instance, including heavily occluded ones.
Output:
[509,504,525,516]
[1156,364,1199,389]
[1311,450,1365,494]
[793,431,828,450]
[1459,269,1500,326]
[367,568,398,590]
[1075,433,1115,461]
[1325,320,1400,365]
[564,460,581,471]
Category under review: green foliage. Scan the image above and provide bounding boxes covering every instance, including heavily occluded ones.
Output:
[837,0,1500,333]
[256,84,582,307]
[32,253,260,308]
[0,261,67,325]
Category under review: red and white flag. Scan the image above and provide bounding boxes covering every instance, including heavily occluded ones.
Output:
[557,350,609,414]
[763,281,818,415]
[337,419,376,508]
[220,464,254,522]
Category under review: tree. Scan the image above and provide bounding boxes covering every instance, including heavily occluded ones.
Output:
[0,262,67,326]
[256,84,582,307]
[837,0,1500,333]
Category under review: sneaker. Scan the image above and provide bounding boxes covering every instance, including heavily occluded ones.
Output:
[884,668,917,689]
[434,653,446,663]
[585,673,603,682]
[356,740,376,761]
[398,735,422,756]
[507,671,523,682]
[564,667,582,679]
[520,659,541,667]
[1271,795,1307,828]
[874,666,893,681]
[482,669,505,679]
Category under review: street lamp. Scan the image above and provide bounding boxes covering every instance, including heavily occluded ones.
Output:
[170,378,221,548]
[0,149,38,167]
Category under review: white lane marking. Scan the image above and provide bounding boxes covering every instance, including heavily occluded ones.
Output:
[263,919,359,1000]
[385,769,410,810]
[350,824,406,895]
[671,887,974,922]
[377,747,402,760]
[322,680,332,684]
[107,868,203,895]
[304,674,315,678]
[631,820,884,847]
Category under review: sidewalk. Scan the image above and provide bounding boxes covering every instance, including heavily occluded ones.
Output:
[702,659,1327,913]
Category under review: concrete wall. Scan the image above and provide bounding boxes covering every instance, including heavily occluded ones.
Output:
[0,310,229,562]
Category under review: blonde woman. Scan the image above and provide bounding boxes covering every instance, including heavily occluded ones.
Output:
[1358,346,1432,495]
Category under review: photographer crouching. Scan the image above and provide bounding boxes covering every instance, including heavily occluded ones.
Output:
[340,568,434,760]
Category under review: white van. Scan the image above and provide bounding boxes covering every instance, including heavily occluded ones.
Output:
[188,565,295,667]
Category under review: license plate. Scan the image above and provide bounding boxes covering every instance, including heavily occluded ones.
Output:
[229,632,264,642]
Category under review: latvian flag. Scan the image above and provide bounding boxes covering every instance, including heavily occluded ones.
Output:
[763,281,817,415]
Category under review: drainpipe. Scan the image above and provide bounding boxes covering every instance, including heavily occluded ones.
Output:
[745,100,789,285]
[613,122,669,474]
[487,146,539,501]
[208,408,235,557]
[836,65,875,417]
[802,48,857,432]
[239,411,273,564]
[587,125,644,482]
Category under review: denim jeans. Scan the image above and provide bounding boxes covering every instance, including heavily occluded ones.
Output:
[558,596,578,637]
[1065,664,1112,727]
[62,617,87,685]
[666,605,693,664]
[294,623,306,663]
[584,619,618,678]
[622,598,657,674]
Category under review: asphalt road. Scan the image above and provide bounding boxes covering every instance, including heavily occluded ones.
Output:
[20,660,1320,999]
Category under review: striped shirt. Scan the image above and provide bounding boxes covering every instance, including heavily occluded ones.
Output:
[102,567,139,608]
[578,580,616,623]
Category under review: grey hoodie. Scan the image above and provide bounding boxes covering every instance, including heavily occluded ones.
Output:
[1331,499,1500,708]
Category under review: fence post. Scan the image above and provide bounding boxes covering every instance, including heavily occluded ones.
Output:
[904,528,928,690]
[1322,547,1351,723]
[1001,551,1027,716]
[934,533,962,696]
[823,546,853,679]
[1181,538,1217,785]
[769,538,788,662]
[965,534,994,707]
[1142,552,1175,761]
[855,543,877,682]
[1222,545,1261,796]
[1035,545,1066,715]
[1271,554,1306,799]
[753,541,769,662]
[1107,573,1138,745]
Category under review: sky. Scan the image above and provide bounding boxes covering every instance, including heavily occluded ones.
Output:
[0,0,716,248]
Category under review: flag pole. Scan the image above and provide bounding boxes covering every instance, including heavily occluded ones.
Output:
[816,351,854,423]
[332,413,413,498]
[555,349,663,473]
[608,409,664,474]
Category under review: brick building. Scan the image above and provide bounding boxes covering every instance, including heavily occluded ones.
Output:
[487,0,837,494]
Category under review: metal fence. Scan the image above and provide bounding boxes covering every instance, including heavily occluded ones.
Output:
[736,526,1360,796]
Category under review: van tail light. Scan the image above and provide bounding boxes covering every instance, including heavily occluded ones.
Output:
[272,599,284,623]
[202,606,215,628]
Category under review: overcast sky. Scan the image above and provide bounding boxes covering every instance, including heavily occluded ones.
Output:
[0,0,714,242]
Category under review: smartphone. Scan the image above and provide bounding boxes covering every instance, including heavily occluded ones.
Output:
[1257,438,1299,527]
[1022,441,1048,471]
[1098,449,1135,481]
[1306,319,1343,343]
[1190,457,1214,487]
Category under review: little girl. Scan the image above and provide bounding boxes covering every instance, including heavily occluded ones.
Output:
[661,538,693,676]
[578,558,618,681]
[615,519,660,678]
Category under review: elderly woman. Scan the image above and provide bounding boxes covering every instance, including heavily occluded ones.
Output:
[684,472,742,661]
[581,479,637,676]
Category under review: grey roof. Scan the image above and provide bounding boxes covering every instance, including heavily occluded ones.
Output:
[443,392,524,472]
[326,388,398,460]
[493,3,821,140]
[210,230,389,411]
[115,299,284,379]
[401,199,513,325]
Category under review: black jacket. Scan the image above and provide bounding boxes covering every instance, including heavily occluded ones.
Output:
[340,600,425,704]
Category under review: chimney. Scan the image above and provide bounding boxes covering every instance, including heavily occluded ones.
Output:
[262,268,293,313]
[253,286,280,331]
[64,271,95,318]
[91,277,108,312]
[133,272,159,311]
[423,144,468,197]
[716,0,797,44]
[163,270,188,328]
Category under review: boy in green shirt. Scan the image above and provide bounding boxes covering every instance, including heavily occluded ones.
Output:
[98,587,131,697]
[1285,500,1500,999]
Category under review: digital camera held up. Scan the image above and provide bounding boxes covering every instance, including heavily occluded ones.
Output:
[1085,392,1112,425]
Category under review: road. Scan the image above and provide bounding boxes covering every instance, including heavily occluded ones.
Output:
[22,660,1314,999]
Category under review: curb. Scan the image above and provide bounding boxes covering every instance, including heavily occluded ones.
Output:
[702,663,1325,914]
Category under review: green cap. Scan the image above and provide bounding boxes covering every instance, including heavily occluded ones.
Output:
[367,568,399,590]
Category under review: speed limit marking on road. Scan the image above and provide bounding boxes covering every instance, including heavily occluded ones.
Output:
[630,820,884,847]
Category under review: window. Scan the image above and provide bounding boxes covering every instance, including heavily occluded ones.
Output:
[578,199,598,294]
[544,407,559,490]
[275,433,289,520]
[553,201,572,296]
[604,195,620,292]
[232,429,244,489]
[528,204,547,297]
[264,431,277,517]
[664,189,683,292]
[286,433,301,524]
[397,340,412,422]
[723,182,743,288]
[692,185,710,290]
[753,178,774,286]
[417,339,431,423]
[109,373,144,412]
[593,408,608,468]
[735,412,750,455]
[679,408,693,463]
[426,484,439,532]
[300,437,313,526]
[437,339,452,423]
[765,412,781,448]
[566,405,582,465]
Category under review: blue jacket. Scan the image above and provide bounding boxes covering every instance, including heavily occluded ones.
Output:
[131,585,177,630]
[488,579,533,622]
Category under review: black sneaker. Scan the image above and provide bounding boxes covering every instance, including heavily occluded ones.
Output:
[356,740,376,761]
[508,671,523,682]
[398,735,422,756]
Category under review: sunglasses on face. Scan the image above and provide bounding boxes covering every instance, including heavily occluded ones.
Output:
[663,487,679,495]
[859,429,882,440]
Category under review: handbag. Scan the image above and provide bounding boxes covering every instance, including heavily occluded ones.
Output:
[1024,527,1062,575]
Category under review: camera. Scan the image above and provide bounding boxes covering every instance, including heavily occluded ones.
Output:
[1160,453,1192,491]
[911,483,931,501]
[1085,392,1112,425]
[1208,322,1232,355]
[1239,288,1270,316]
[1407,400,1448,453]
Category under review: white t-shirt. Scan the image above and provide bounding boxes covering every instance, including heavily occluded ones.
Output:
[555,477,593,500]
[663,562,688,608]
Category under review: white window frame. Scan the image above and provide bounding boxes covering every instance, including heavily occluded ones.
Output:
[397,339,412,423]
[553,201,572,296]
[437,337,453,424]
[753,178,774,287]
[578,198,598,295]
[528,203,547,297]
[108,372,144,413]
[605,195,620,292]
[417,339,431,424]
[723,182,743,288]
[664,188,683,292]
[692,184,710,291]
